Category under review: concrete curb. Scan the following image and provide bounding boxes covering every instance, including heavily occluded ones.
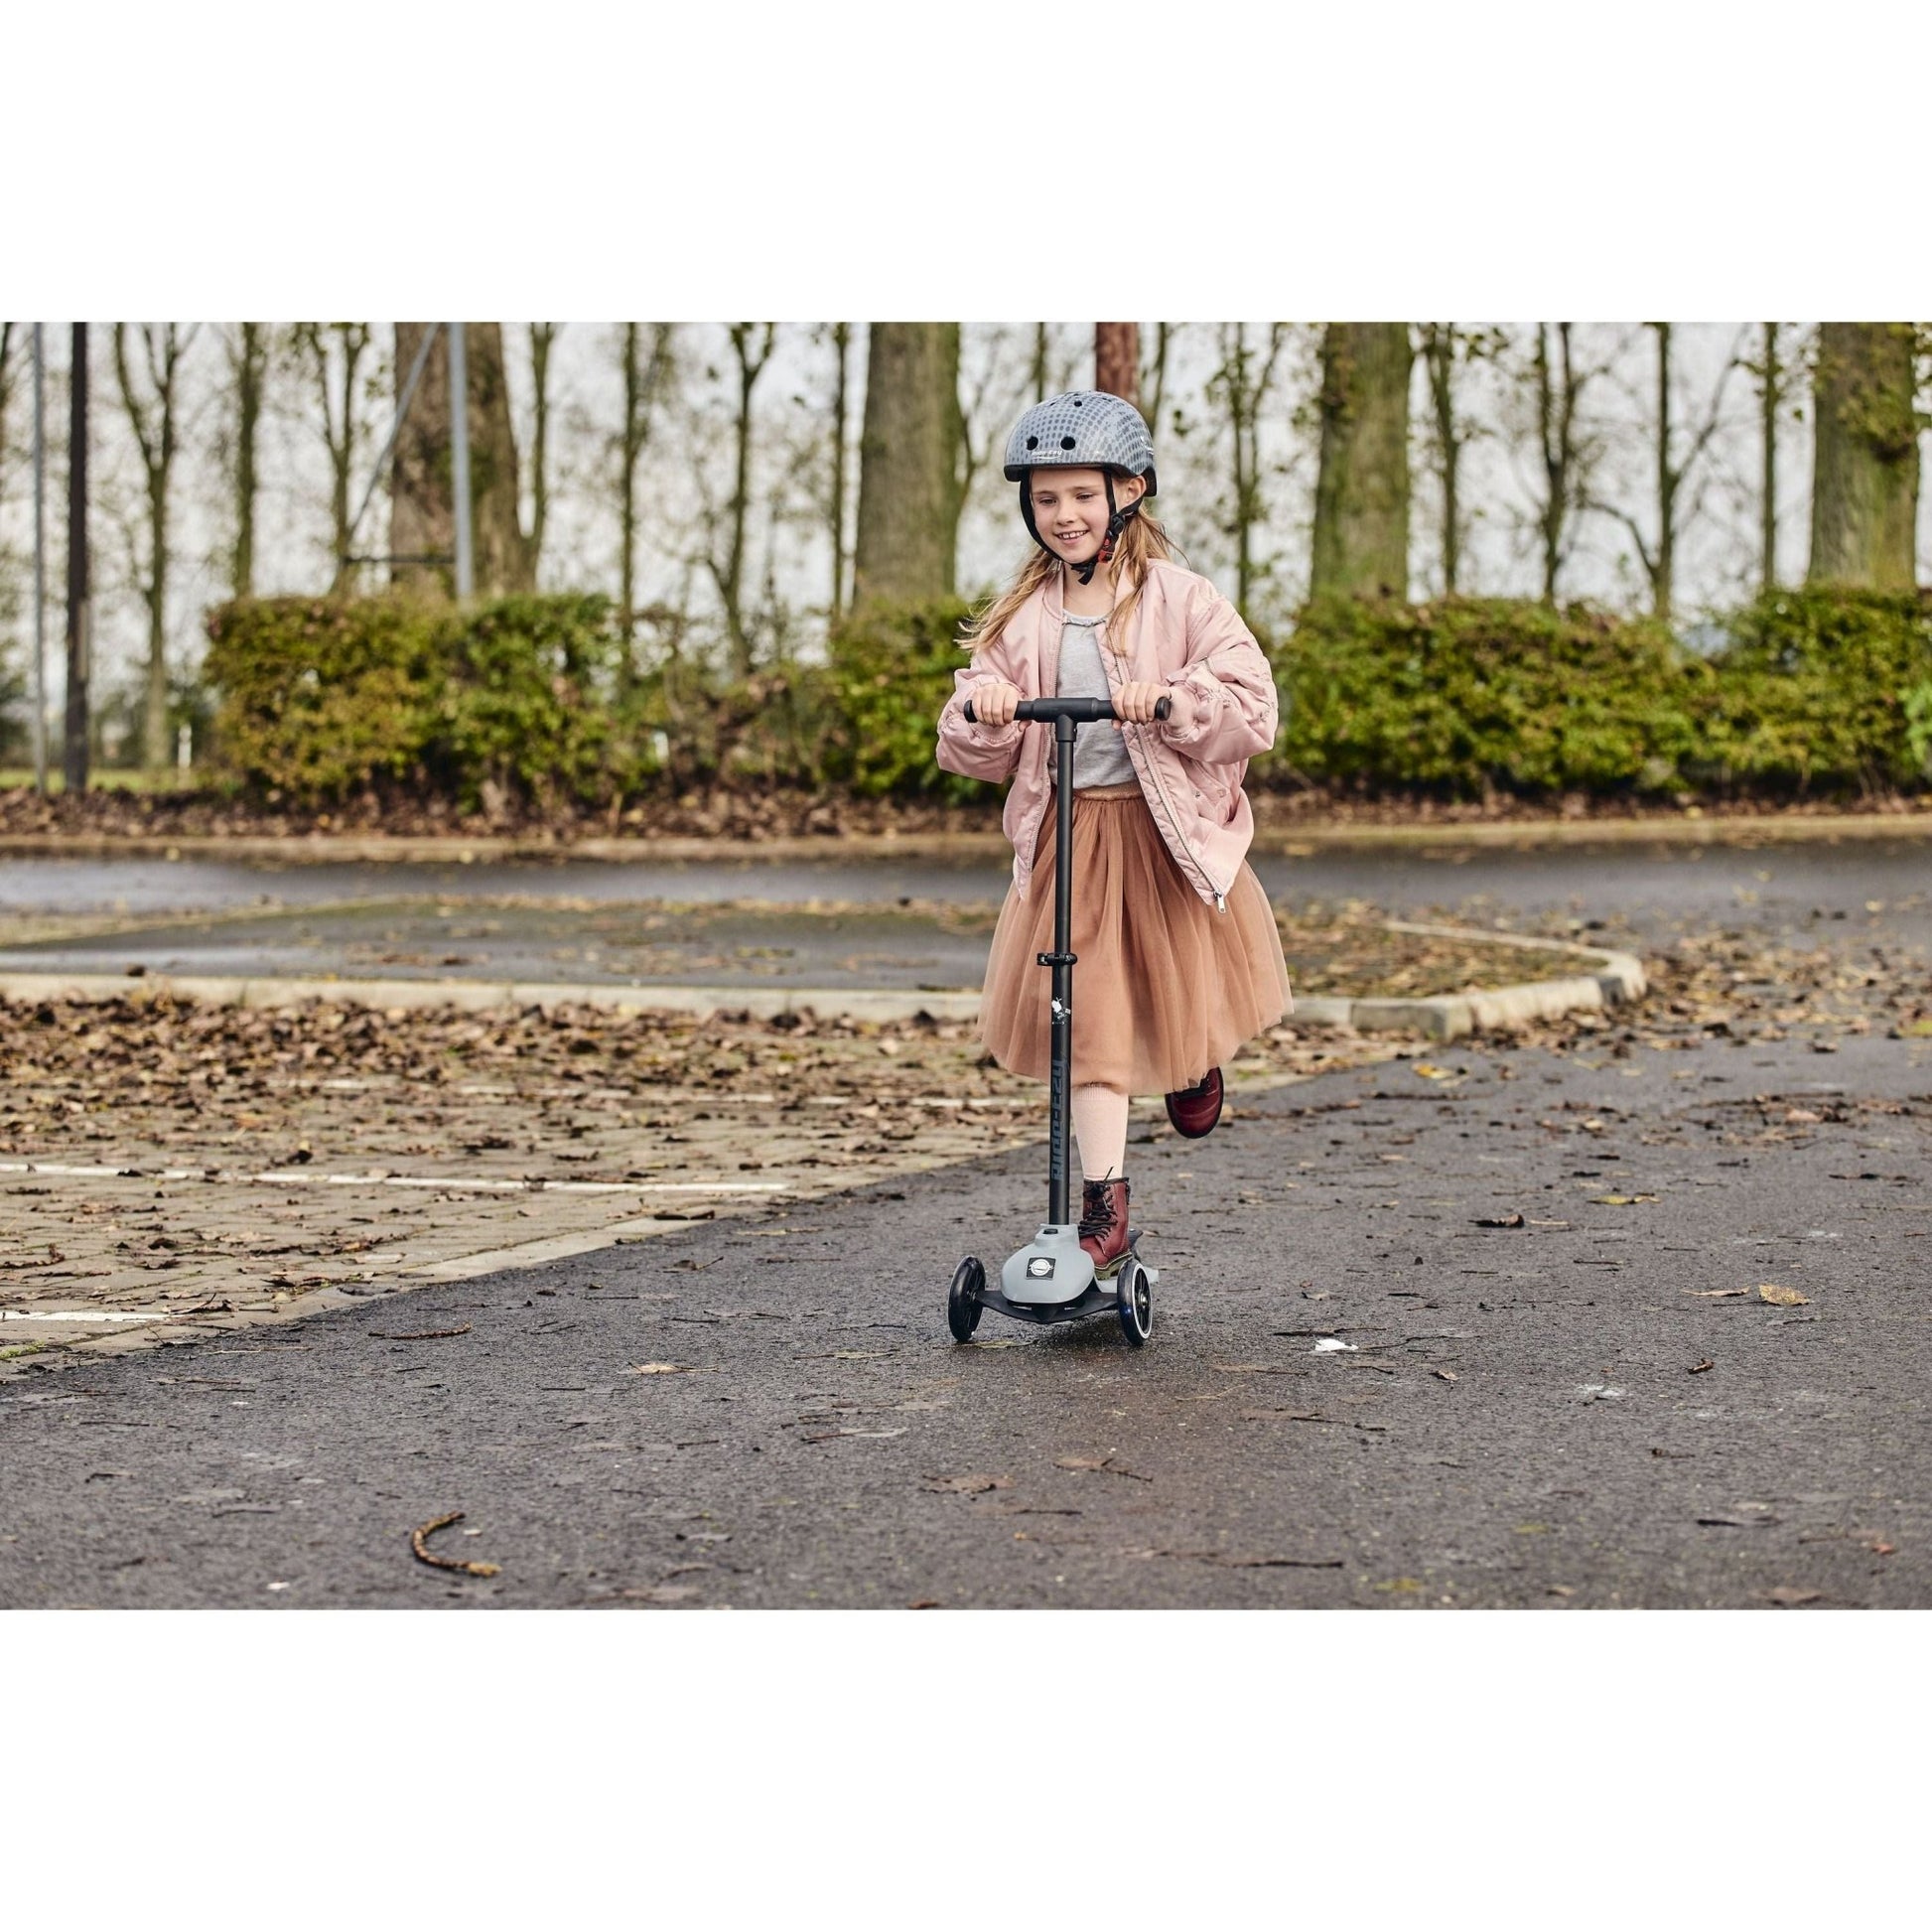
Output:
[0,921,1646,1039]
[3,811,1931,864]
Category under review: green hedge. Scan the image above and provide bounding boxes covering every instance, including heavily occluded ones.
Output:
[1273,597,1709,796]
[1697,588,1932,794]
[202,585,1932,810]
[824,596,978,799]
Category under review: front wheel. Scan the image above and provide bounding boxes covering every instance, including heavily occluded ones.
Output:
[1116,1256,1153,1348]
[947,1257,985,1342]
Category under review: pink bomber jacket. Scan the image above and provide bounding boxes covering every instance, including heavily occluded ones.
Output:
[934,558,1279,910]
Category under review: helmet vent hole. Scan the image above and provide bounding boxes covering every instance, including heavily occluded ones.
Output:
[1026,436,1037,449]
[1060,436,1076,449]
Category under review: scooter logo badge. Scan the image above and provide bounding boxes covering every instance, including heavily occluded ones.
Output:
[1027,1257,1055,1278]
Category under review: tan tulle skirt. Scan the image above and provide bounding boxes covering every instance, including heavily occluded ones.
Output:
[978,782,1293,1096]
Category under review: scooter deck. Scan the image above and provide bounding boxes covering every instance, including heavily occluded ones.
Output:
[980,1242,1152,1327]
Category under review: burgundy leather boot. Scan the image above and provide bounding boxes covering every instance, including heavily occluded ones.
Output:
[1079,1176,1132,1278]
[1165,1066,1223,1139]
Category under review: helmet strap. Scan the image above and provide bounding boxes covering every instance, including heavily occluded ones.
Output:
[1077,472,1143,585]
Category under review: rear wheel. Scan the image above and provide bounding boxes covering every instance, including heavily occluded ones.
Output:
[947,1257,985,1342]
[1116,1256,1152,1347]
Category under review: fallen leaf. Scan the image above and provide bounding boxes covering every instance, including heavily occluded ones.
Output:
[1868,1540,1896,1557]
[1765,1587,1823,1607]
[1434,1368,1458,1383]
[907,1598,942,1609]
[1473,1212,1525,1229]
[1053,1454,1153,1481]
[1589,1193,1658,1206]
[1686,1288,1748,1299]
[1311,1338,1358,1354]
[1689,1358,1715,1374]
[1546,1585,1576,1598]
[1783,1108,1822,1125]
[1411,1064,1458,1081]
[628,1361,689,1375]
[1757,1284,1809,1307]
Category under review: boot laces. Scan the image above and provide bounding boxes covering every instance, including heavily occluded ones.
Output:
[1079,1179,1121,1239]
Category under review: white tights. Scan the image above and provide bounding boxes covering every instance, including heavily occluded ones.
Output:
[1071,1083,1130,1182]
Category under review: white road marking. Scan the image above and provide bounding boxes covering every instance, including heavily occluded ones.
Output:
[0,1159,784,1196]
[2,1309,181,1323]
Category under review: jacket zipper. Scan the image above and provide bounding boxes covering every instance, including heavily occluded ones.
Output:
[1107,652,1228,909]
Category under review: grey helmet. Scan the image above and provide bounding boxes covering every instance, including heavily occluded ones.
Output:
[1003,390,1158,495]
[1003,389,1157,583]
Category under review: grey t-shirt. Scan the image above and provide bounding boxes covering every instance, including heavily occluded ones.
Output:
[1054,615,1139,790]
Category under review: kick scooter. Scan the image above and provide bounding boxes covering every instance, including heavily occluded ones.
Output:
[944,692,1169,1349]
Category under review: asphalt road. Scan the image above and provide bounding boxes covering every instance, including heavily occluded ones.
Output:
[5,1018,1927,1609]
[5,837,1928,983]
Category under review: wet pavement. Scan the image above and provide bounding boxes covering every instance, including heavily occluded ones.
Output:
[4,1019,1928,1609]
[3,837,1928,985]
[5,830,1930,1609]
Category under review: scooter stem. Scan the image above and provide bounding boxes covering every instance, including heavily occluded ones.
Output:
[1044,711,1078,1226]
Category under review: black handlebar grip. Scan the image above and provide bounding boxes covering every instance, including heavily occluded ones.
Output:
[962,695,1173,724]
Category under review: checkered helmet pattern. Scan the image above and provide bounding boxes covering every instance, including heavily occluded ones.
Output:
[1003,390,1158,494]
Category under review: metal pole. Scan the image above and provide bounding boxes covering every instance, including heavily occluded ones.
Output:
[448,322,475,599]
[1045,714,1078,1227]
[31,323,47,795]
[64,322,89,796]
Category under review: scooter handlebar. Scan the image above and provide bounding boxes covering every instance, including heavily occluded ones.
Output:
[962,694,1172,725]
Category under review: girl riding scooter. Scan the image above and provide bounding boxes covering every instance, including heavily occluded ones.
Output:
[937,389,1293,1279]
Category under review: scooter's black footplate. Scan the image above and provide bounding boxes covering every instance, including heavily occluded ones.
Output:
[979,1283,1115,1326]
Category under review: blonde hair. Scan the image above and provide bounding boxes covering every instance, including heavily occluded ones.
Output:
[960,498,1178,657]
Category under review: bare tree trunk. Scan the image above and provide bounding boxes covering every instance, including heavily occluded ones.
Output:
[853,324,962,606]
[1758,322,1782,590]
[828,322,852,624]
[1140,322,1174,433]
[527,323,560,579]
[711,323,775,679]
[390,322,534,597]
[1534,323,1583,604]
[113,323,195,772]
[227,323,268,598]
[1208,324,1289,612]
[616,323,671,680]
[1311,323,1413,601]
[1808,322,1920,589]
[1419,324,1460,594]
[1653,322,1675,622]
[297,323,370,593]
[1031,323,1048,399]
[1094,324,1139,405]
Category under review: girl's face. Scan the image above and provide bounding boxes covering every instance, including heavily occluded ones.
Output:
[1028,467,1147,569]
